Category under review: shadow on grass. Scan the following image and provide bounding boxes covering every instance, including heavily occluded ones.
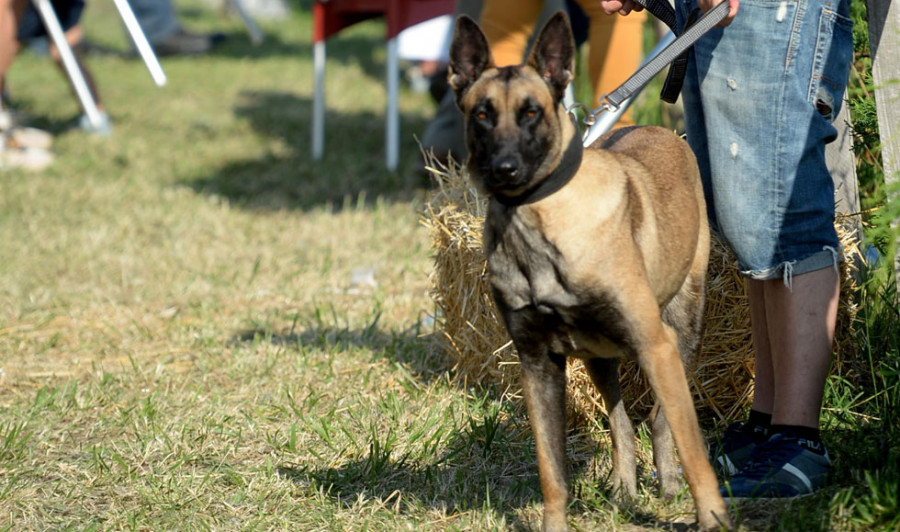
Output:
[231,317,451,386]
[233,321,539,525]
[182,89,435,211]
[233,321,542,527]
[282,430,719,531]
[279,447,543,530]
[232,322,712,530]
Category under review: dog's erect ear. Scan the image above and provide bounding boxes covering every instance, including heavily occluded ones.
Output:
[526,11,575,103]
[448,15,492,107]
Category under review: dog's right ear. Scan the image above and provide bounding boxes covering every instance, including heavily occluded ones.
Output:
[448,15,492,107]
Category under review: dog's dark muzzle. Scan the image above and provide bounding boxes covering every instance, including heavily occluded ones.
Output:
[485,154,531,193]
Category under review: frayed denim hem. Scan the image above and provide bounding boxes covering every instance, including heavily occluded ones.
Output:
[742,246,841,290]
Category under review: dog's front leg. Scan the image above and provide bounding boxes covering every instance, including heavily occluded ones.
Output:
[637,324,731,531]
[519,347,569,532]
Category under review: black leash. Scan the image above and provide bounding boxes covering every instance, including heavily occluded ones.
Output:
[606,0,729,108]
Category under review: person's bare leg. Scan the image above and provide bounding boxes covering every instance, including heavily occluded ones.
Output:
[48,24,104,111]
[747,278,775,416]
[750,266,839,429]
[0,0,27,96]
[0,0,55,169]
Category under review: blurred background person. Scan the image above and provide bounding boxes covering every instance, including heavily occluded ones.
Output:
[130,0,226,56]
[420,0,646,169]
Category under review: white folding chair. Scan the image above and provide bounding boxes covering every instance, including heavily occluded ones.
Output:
[226,0,265,46]
[312,0,455,171]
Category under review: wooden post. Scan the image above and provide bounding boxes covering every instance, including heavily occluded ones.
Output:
[829,93,860,219]
[866,0,900,289]
[828,94,868,277]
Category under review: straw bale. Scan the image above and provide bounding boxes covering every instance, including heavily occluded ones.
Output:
[423,155,862,425]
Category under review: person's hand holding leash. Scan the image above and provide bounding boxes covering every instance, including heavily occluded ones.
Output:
[598,0,643,16]
[700,0,740,26]
[599,0,739,26]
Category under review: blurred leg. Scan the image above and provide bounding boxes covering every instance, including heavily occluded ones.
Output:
[0,0,27,95]
[479,0,543,66]
[575,0,645,125]
[47,24,104,112]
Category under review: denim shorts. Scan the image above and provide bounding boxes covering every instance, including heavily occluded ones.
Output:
[677,0,853,282]
[18,0,85,41]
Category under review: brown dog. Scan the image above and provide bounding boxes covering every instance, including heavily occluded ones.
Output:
[447,12,731,532]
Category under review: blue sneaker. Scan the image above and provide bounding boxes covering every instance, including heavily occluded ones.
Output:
[720,432,830,499]
[709,422,769,477]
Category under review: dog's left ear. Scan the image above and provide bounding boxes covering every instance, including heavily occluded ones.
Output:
[526,11,576,103]
[448,15,493,108]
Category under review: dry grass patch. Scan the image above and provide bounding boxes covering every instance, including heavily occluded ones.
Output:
[0,2,891,530]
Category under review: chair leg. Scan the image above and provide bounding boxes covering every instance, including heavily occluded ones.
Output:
[225,0,265,46]
[386,37,399,171]
[111,0,167,87]
[31,0,104,128]
[312,40,326,161]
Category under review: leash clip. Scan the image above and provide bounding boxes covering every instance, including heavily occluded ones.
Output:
[566,102,597,127]
[568,93,621,130]
[596,95,619,116]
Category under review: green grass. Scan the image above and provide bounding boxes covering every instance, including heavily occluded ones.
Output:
[1,1,898,530]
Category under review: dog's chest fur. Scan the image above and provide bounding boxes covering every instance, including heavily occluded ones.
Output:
[485,202,631,358]
[487,207,575,311]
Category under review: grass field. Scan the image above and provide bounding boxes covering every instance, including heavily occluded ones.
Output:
[1,1,898,530]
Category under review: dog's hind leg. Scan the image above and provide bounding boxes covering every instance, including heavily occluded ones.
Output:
[584,357,638,502]
[519,347,570,532]
[649,402,681,500]
[660,268,707,372]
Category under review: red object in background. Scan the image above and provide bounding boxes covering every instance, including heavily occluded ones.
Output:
[311,0,455,169]
[313,0,455,42]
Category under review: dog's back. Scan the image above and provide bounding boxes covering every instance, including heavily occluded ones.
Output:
[587,125,708,303]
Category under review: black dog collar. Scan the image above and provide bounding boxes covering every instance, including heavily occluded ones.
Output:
[493,118,583,207]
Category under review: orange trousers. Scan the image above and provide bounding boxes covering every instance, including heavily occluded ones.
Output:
[478,0,646,126]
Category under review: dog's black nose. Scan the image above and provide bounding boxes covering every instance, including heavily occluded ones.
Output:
[491,156,519,179]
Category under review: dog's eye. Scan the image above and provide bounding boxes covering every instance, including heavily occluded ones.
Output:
[521,106,541,121]
[475,111,488,121]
